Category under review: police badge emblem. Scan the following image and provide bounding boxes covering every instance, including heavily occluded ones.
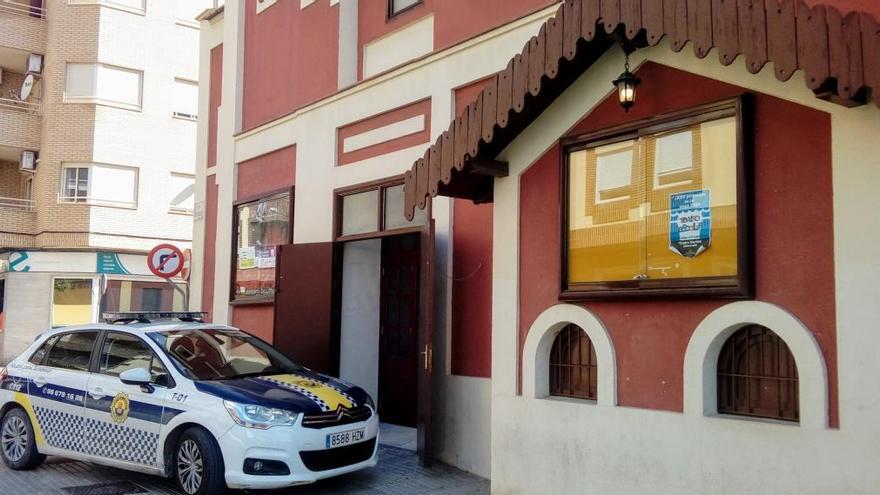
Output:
[110,392,130,424]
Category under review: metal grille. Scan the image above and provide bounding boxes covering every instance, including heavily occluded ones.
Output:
[301,405,373,429]
[300,438,377,472]
[717,325,799,422]
[549,324,597,400]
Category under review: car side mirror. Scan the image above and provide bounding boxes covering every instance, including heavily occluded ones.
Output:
[119,367,154,393]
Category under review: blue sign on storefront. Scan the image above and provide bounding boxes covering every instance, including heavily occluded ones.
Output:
[97,253,131,274]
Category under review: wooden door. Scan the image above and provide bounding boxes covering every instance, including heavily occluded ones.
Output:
[378,234,421,427]
[417,220,435,466]
[273,242,339,374]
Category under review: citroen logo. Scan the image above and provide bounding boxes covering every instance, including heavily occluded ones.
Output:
[335,407,353,420]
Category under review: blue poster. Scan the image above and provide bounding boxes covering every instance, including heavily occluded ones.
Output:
[669,190,711,258]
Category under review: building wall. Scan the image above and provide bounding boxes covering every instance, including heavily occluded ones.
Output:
[0,272,50,364]
[194,0,566,477]
[491,41,880,494]
[240,0,339,131]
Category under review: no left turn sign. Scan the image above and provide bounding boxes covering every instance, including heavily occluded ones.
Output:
[148,244,184,279]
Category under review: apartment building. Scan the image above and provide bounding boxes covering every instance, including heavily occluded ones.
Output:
[0,0,214,363]
[196,0,880,492]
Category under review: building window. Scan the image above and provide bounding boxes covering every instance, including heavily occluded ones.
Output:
[388,0,421,17]
[562,97,750,298]
[172,78,199,120]
[549,324,597,400]
[336,180,427,241]
[51,279,94,327]
[232,191,291,302]
[60,163,138,208]
[62,167,89,203]
[68,0,146,14]
[65,62,143,110]
[101,280,185,313]
[169,173,195,213]
[717,325,799,422]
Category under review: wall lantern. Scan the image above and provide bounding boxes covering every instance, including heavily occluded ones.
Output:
[613,54,641,112]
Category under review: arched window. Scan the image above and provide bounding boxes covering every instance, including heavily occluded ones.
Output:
[549,324,597,400]
[717,325,799,421]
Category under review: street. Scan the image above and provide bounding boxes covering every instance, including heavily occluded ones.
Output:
[0,444,488,494]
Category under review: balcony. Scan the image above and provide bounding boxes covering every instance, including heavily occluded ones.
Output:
[0,159,35,247]
[0,58,41,150]
[0,1,46,55]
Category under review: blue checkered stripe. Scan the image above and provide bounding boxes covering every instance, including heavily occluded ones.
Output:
[33,406,159,466]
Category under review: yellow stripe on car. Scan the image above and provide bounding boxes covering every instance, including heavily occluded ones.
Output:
[266,374,354,411]
[13,392,44,446]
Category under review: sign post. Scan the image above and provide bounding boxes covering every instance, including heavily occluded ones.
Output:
[147,244,188,310]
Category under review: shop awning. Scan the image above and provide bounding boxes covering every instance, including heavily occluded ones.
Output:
[403,0,880,220]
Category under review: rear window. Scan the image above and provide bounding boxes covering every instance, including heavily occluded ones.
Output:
[29,335,60,365]
[45,332,99,372]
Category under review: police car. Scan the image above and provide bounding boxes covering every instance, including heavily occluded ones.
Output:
[0,312,379,495]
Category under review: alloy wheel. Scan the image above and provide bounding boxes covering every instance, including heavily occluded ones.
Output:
[177,439,204,495]
[1,416,28,463]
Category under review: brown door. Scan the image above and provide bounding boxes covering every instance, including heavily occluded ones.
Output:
[378,234,421,427]
[417,220,435,466]
[273,242,339,375]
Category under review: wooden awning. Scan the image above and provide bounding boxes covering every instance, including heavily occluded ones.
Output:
[403,0,880,220]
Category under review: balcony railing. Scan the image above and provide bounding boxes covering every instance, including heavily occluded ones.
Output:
[0,95,41,115]
[0,0,46,19]
[0,196,34,211]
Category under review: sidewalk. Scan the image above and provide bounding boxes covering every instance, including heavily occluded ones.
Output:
[0,445,489,494]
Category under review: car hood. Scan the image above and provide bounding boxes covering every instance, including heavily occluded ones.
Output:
[194,370,370,415]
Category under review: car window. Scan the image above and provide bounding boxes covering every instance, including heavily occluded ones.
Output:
[148,328,301,381]
[99,332,169,384]
[44,332,99,372]
[29,335,60,365]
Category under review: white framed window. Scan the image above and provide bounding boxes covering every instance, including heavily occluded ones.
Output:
[65,63,143,110]
[175,0,213,26]
[60,163,139,208]
[389,0,421,16]
[169,173,195,214]
[258,0,278,14]
[68,0,146,15]
[172,78,198,120]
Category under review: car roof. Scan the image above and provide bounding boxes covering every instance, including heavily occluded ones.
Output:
[40,321,238,338]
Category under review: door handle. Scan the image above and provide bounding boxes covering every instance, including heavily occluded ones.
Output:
[420,345,432,371]
[88,388,105,400]
[33,376,47,387]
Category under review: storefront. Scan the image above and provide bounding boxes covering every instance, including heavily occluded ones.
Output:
[0,250,186,363]
[403,1,880,492]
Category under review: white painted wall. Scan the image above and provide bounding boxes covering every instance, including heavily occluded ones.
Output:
[339,238,381,401]
[491,40,880,494]
[0,272,51,364]
[363,14,434,78]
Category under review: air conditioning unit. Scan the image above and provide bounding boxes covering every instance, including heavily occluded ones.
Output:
[27,54,43,74]
[20,151,37,172]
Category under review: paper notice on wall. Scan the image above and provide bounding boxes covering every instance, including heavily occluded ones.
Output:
[256,246,276,269]
[669,189,712,258]
[238,247,256,270]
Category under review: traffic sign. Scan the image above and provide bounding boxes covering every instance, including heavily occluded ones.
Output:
[179,248,192,281]
[148,244,184,279]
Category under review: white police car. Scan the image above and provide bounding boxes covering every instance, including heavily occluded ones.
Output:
[0,312,379,495]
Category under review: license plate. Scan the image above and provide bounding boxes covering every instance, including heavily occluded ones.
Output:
[325,428,366,449]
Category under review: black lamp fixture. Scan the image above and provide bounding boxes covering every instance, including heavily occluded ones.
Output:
[613,53,641,112]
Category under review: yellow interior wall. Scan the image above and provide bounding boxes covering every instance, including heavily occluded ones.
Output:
[52,281,93,326]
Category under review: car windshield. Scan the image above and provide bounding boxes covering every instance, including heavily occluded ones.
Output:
[147,328,302,381]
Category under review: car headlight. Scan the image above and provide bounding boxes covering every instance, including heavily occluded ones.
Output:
[223,400,300,429]
[364,395,376,413]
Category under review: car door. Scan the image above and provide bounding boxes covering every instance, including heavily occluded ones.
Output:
[83,331,170,469]
[27,330,97,458]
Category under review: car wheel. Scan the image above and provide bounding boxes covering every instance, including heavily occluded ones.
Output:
[175,427,225,495]
[0,407,46,470]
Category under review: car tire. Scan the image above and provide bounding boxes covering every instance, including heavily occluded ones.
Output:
[175,427,226,495]
[0,407,46,470]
